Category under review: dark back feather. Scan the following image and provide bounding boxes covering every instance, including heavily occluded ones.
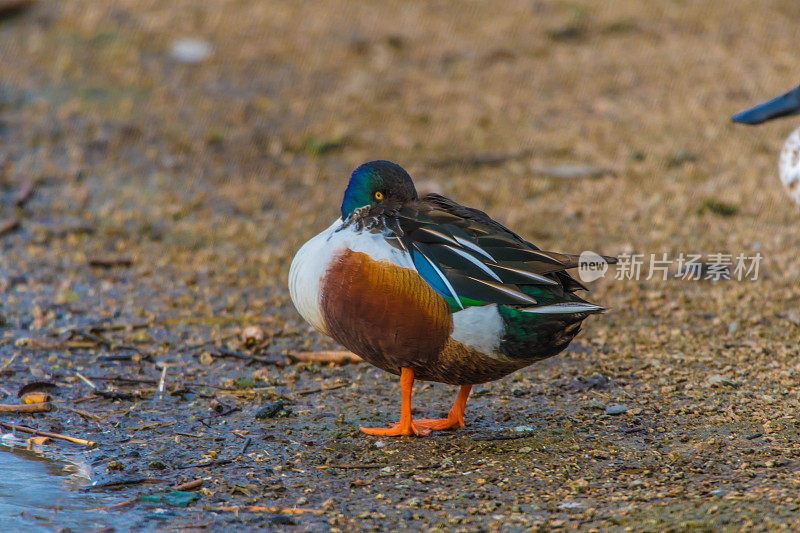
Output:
[391,193,615,313]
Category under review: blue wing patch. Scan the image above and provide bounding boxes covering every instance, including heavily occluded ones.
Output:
[410,246,463,309]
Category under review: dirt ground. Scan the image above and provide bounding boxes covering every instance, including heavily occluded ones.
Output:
[1,1,800,531]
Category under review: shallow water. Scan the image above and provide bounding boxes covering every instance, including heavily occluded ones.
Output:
[0,442,140,531]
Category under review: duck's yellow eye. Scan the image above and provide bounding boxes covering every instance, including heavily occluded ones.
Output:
[374,191,384,200]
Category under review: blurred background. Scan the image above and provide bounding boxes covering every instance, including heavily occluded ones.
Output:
[1,1,800,529]
[2,1,798,347]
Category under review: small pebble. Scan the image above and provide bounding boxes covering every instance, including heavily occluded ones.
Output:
[255,400,286,419]
[707,375,736,387]
[171,38,212,63]
[270,515,297,526]
[558,501,585,510]
[241,325,266,344]
[605,405,628,415]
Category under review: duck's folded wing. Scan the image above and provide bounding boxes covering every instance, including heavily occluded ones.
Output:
[391,193,616,312]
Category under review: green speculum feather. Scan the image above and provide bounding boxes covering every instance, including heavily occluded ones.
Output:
[445,296,488,313]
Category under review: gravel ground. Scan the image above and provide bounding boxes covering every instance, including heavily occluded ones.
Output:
[1,1,800,531]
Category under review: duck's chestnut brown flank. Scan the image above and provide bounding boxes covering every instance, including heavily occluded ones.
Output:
[321,249,452,377]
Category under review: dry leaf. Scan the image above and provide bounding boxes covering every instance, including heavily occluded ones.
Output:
[22,392,52,404]
[27,436,52,448]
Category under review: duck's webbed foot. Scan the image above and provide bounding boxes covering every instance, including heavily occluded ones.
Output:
[359,367,432,437]
[412,416,463,431]
[413,384,472,431]
[359,421,431,437]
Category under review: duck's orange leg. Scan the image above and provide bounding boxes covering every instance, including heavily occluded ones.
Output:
[360,367,431,437]
[414,385,472,431]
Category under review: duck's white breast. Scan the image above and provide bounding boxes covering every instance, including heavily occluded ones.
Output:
[779,127,800,206]
[288,219,414,335]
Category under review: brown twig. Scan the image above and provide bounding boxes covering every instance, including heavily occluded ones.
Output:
[0,421,96,447]
[293,382,349,396]
[13,181,34,207]
[287,351,362,365]
[93,390,144,401]
[61,406,103,422]
[208,398,239,416]
[472,432,537,441]
[328,463,383,469]
[129,421,176,431]
[175,431,212,440]
[237,437,252,457]
[0,217,20,237]
[88,256,133,268]
[210,506,323,515]
[59,322,151,335]
[216,347,284,366]
[0,402,51,413]
[68,330,110,347]
[172,478,206,491]
[176,459,232,469]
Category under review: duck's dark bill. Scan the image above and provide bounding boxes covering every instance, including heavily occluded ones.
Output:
[732,85,800,125]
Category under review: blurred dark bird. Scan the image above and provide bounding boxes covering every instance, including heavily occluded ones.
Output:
[288,161,615,437]
[732,84,800,206]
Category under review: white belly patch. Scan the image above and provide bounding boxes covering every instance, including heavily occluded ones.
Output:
[450,304,504,355]
[288,219,415,335]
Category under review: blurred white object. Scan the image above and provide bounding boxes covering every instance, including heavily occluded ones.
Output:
[171,38,213,64]
[778,128,800,206]
[0,432,25,447]
[64,461,93,481]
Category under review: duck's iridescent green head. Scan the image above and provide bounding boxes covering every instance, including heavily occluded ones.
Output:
[340,160,418,219]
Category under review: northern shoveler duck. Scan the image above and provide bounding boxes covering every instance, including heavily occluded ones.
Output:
[732,83,800,206]
[288,161,614,437]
